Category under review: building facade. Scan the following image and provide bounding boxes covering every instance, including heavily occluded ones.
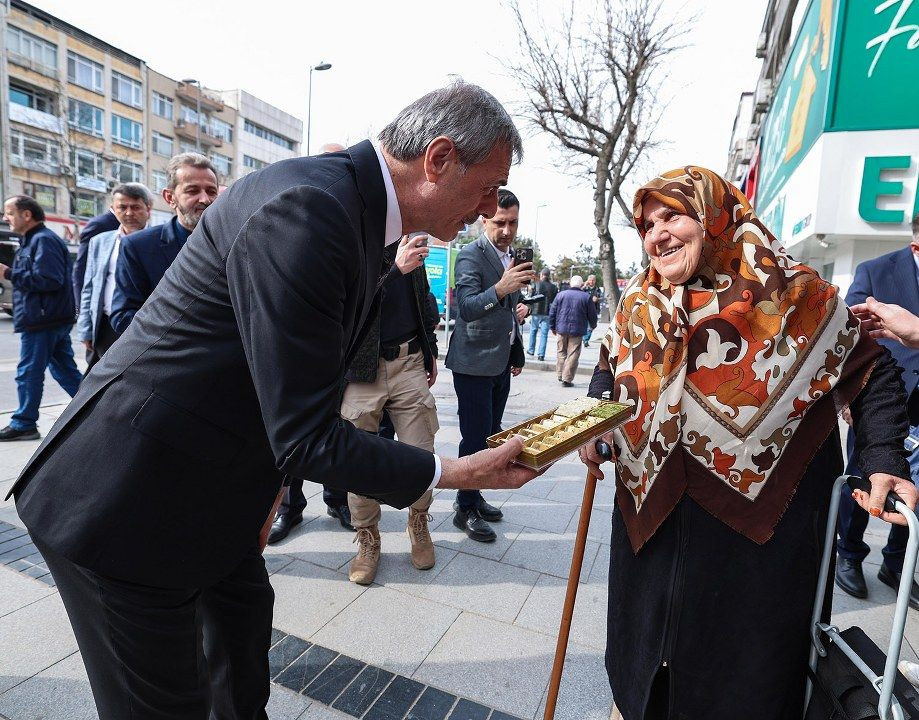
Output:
[729,0,919,295]
[0,1,302,239]
[220,89,302,179]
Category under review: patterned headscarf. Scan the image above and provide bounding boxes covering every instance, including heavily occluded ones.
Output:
[601,166,880,551]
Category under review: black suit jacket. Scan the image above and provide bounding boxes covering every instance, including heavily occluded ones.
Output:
[10,141,434,588]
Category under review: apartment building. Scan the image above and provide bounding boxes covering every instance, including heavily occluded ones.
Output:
[221,89,302,179]
[146,69,238,224]
[0,0,303,239]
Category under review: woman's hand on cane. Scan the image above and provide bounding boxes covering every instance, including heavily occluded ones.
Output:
[578,431,616,480]
[851,472,919,526]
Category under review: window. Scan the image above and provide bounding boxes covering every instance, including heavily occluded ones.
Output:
[209,152,232,177]
[152,132,174,157]
[152,92,173,120]
[111,114,142,148]
[178,140,198,155]
[72,148,104,180]
[244,119,295,150]
[67,98,104,137]
[67,51,103,93]
[9,83,54,113]
[112,71,143,109]
[75,192,106,218]
[179,104,208,129]
[211,118,233,143]
[243,155,267,170]
[22,182,56,212]
[111,159,143,183]
[151,170,168,193]
[6,26,57,74]
[10,129,59,171]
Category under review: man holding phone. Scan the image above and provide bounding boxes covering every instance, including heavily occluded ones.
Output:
[446,189,534,541]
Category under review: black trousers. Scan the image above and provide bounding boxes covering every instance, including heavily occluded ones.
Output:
[280,478,347,517]
[452,367,511,511]
[35,537,274,720]
[85,313,119,371]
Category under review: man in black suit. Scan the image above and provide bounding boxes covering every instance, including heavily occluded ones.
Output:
[8,81,535,720]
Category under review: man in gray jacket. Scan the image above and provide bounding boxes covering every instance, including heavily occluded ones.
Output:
[445,189,535,541]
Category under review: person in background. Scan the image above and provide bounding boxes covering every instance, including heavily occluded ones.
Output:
[445,188,533,542]
[72,208,119,309]
[77,183,152,369]
[526,267,557,361]
[267,141,354,542]
[344,232,440,584]
[835,212,919,608]
[0,195,82,441]
[581,274,601,346]
[109,153,218,334]
[549,274,597,387]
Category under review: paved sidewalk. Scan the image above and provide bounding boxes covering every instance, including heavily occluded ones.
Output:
[1,365,918,720]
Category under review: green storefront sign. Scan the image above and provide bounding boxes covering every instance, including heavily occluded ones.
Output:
[756,0,835,215]
[828,0,919,131]
[755,0,919,227]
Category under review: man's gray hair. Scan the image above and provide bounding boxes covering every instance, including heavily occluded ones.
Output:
[166,152,218,189]
[378,81,523,166]
[112,182,153,207]
[569,275,584,288]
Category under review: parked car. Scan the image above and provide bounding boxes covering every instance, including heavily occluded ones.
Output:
[0,227,19,316]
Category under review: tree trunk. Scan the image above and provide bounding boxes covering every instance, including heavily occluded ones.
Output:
[594,157,620,312]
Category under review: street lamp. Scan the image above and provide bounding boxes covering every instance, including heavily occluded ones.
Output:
[181,78,201,153]
[534,203,549,248]
[307,61,332,155]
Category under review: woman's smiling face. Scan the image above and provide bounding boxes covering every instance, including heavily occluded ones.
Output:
[641,195,705,285]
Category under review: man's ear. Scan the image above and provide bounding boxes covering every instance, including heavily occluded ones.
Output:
[423,136,459,183]
[162,187,174,207]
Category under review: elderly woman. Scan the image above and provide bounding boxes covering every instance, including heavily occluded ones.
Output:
[579,166,919,720]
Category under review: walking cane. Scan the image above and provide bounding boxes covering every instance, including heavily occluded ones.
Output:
[544,440,612,720]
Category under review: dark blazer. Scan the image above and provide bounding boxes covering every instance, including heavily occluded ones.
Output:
[346,264,439,384]
[110,216,189,334]
[845,246,919,399]
[549,287,598,337]
[6,224,75,333]
[9,141,434,588]
[72,209,119,307]
[445,236,524,376]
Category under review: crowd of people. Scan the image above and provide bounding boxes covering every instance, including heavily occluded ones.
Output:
[2,81,919,720]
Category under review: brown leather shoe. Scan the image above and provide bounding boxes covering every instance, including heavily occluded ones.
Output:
[349,525,381,585]
[407,508,435,570]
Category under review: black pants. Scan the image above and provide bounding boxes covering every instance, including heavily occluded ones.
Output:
[452,367,511,511]
[280,478,347,517]
[85,313,119,371]
[35,537,274,720]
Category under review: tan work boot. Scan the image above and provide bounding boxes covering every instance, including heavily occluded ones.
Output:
[407,508,435,570]
[349,525,381,585]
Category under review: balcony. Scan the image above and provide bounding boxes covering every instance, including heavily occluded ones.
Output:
[9,103,63,134]
[176,82,225,113]
[174,118,223,148]
[8,52,58,80]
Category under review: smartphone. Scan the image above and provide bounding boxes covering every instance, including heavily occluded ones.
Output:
[514,247,533,264]
[408,231,429,247]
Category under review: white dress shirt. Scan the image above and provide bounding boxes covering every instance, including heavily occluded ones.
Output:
[102,234,122,316]
[372,143,442,490]
[489,240,518,345]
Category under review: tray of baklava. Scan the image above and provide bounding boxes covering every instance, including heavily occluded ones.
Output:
[486,397,633,470]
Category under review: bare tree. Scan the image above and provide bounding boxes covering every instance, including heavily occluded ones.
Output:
[507,0,691,306]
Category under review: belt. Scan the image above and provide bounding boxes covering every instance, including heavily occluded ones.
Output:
[380,337,420,361]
